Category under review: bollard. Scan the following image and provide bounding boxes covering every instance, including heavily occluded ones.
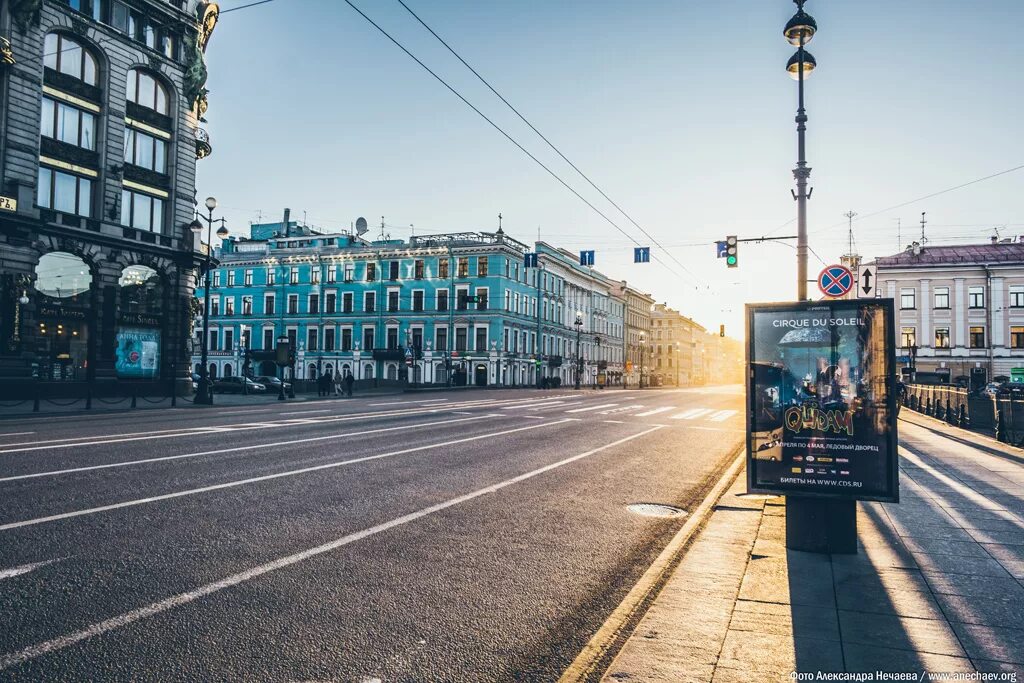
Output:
[925,397,932,416]
[131,389,137,409]
[996,408,1007,442]
[85,386,92,411]
[946,399,955,425]
[957,403,966,428]
[935,398,945,421]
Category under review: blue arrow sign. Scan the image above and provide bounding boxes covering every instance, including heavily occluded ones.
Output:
[579,250,595,266]
[634,247,650,263]
[524,252,538,268]
[716,241,728,258]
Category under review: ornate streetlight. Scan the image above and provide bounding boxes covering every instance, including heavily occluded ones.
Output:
[785,0,817,301]
[574,310,584,390]
[638,332,646,388]
[190,196,228,404]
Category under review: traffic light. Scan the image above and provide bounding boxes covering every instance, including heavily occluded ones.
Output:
[720,324,725,338]
[725,236,738,268]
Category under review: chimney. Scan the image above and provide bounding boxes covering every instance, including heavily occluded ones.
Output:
[992,235,999,244]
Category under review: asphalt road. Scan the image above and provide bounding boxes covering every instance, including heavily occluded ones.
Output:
[0,386,744,682]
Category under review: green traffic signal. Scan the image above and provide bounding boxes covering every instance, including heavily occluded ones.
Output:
[727,255,737,266]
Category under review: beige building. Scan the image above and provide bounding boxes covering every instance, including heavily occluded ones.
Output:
[875,240,1024,388]
[650,303,706,386]
[616,282,653,387]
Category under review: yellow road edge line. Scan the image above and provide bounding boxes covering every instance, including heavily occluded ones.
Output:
[558,448,747,683]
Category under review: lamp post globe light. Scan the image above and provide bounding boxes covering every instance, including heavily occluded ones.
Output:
[574,310,584,390]
[785,0,817,301]
[638,333,646,388]
[191,196,228,405]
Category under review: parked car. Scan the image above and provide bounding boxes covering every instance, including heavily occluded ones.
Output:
[983,382,1004,398]
[212,376,266,393]
[254,376,291,392]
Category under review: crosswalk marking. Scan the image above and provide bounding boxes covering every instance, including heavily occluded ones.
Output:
[634,406,674,417]
[709,410,738,422]
[565,403,618,413]
[599,405,644,415]
[671,408,714,420]
[527,401,565,410]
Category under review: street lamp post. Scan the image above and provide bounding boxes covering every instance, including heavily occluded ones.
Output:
[785,0,817,301]
[189,196,228,405]
[574,310,583,390]
[638,333,646,388]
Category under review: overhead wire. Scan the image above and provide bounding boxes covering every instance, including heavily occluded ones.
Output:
[339,0,701,290]
[393,0,702,284]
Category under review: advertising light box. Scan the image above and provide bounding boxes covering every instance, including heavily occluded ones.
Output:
[746,299,899,502]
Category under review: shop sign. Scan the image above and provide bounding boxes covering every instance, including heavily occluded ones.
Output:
[115,327,160,378]
[119,312,162,327]
[38,304,87,320]
[745,299,898,502]
[0,195,16,212]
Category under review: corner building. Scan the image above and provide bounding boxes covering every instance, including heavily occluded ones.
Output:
[193,223,580,388]
[0,0,217,396]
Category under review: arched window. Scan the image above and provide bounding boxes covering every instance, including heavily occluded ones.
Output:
[119,265,162,315]
[364,363,374,379]
[44,33,98,86]
[224,363,232,378]
[126,68,169,115]
[208,363,217,379]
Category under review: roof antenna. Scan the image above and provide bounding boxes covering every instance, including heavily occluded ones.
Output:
[895,217,901,252]
[920,211,928,244]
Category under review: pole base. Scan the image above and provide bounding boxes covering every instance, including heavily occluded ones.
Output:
[785,496,858,554]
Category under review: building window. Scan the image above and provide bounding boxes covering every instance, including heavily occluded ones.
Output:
[325,292,336,314]
[241,296,252,315]
[44,33,98,85]
[263,328,274,350]
[934,287,949,309]
[970,326,986,349]
[476,287,488,311]
[457,287,469,310]
[934,327,950,349]
[386,327,399,349]
[307,328,318,352]
[308,294,319,314]
[364,292,375,313]
[227,271,235,287]
[475,327,487,351]
[899,327,916,348]
[437,290,448,311]
[366,262,376,282]
[323,327,335,351]
[325,266,336,284]
[120,189,164,232]
[414,260,424,279]
[411,328,423,351]
[457,257,469,278]
[224,298,235,316]
[1010,327,1024,349]
[477,257,488,277]
[38,166,92,217]
[388,261,400,281]
[213,272,220,287]
[341,328,353,351]
[123,128,167,172]
[267,268,276,285]
[436,327,448,352]
[287,294,298,314]
[126,68,170,115]
[900,288,916,310]
[455,328,467,351]
[1007,285,1024,308]
[969,286,985,309]
[41,98,96,150]
[387,290,399,312]
[413,290,424,311]
[244,270,253,286]
[264,294,275,315]
[211,298,219,316]
[343,292,353,313]
[438,258,449,279]
[289,267,299,285]
[311,267,320,284]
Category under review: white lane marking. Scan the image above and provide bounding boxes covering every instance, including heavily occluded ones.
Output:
[452,411,473,415]
[368,402,406,406]
[279,409,330,416]
[521,415,547,420]
[709,410,738,422]
[0,416,492,484]
[504,400,567,410]
[0,419,571,532]
[603,420,625,424]
[526,401,565,410]
[565,404,618,413]
[671,408,713,420]
[634,407,674,417]
[214,410,275,416]
[0,432,35,438]
[414,399,450,403]
[0,425,663,670]
[598,405,643,415]
[0,558,63,581]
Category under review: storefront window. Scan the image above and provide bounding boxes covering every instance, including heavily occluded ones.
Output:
[34,252,92,381]
[119,265,161,315]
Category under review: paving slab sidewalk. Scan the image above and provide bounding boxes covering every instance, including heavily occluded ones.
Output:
[602,413,1024,682]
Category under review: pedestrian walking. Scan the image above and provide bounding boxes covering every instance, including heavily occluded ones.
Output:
[344,371,354,397]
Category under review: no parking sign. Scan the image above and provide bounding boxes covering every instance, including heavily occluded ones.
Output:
[818,265,854,298]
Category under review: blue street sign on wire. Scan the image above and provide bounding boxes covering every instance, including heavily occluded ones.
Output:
[634,247,650,263]
[579,250,595,266]
[524,252,538,268]
[716,241,728,258]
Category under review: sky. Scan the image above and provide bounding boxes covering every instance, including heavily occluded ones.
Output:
[197,0,1024,336]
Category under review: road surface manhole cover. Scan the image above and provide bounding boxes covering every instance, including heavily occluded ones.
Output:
[627,503,687,518]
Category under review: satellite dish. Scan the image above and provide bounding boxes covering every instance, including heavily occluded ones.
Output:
[355,217,368,235]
